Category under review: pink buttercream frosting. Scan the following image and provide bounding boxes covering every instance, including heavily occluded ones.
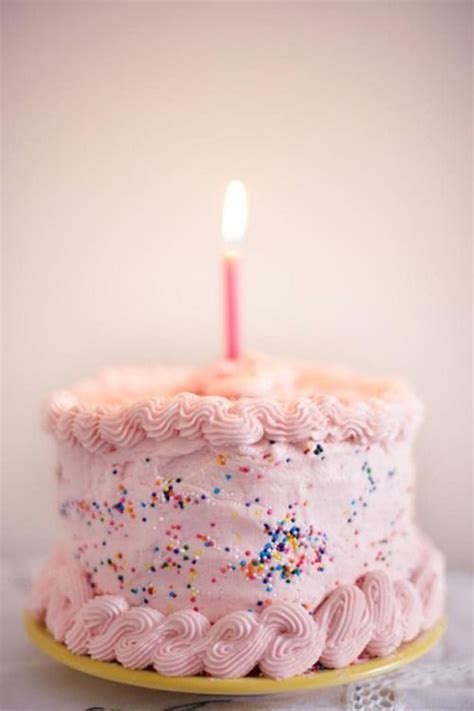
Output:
[65,594,128,654]
[259,601,325,678]
[29,352,444,679]
[44,353,422,451]
[203,610,270,678]
[30,553,443,679]
[314,584,373,667]
[361,571,403,656]
[394,579,423,642]
[48,434,423,621]
[153,610,211,676]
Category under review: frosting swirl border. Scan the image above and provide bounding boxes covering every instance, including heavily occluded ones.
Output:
[29,552,443,680]
[45,384,422,452]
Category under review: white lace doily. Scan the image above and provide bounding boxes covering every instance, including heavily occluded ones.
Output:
[346,660,473,711]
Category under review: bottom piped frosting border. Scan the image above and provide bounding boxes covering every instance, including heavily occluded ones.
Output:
[29,551,444,680]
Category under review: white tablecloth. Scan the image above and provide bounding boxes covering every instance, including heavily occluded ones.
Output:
[1,560,472,711]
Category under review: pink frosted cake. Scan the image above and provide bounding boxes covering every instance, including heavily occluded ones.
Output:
[29,353,444,679]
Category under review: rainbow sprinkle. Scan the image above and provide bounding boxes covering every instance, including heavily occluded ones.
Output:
[239,511,328,590]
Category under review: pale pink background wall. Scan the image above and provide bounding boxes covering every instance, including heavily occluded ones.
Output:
[2,1,472,569]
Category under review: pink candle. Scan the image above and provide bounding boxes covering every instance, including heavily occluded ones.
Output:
[223,250,240,359]
[222,180,248,360]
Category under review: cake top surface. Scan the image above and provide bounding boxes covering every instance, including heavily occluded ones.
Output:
[45,352,422,451]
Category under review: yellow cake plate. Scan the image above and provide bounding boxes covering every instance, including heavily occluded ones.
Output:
[24,613,445,696]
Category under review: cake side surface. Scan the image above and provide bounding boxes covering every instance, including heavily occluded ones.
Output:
[52,437,420,619]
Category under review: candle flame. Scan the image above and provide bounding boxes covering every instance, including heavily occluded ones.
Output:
[222,180,248,243]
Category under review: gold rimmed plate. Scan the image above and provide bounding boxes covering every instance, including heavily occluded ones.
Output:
[24,613,445,696]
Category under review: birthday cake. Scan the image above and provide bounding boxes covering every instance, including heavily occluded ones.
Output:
[29,353,444,679]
